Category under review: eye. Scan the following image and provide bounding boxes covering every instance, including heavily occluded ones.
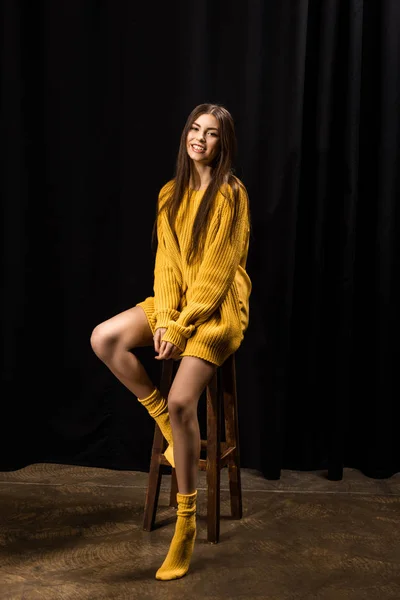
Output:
[190,126,199,131]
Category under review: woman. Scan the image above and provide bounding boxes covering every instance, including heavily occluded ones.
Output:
[90,103,252,580]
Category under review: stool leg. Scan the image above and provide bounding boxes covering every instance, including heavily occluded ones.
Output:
[222,354,242,519]
[166,360,179,508]
[143,423,163,531]
[143,359,175,531]
[206,370,221,543]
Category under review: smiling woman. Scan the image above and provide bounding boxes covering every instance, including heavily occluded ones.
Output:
[90,102,252,581]
[186,113,220,170]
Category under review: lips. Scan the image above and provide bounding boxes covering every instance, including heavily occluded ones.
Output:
[191,144,206,153]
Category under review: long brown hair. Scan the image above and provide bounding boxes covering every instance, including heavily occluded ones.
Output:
[151,103,250,265]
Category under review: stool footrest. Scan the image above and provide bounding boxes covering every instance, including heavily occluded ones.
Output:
[160,446,237,471]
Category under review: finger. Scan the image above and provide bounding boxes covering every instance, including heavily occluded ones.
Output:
[161,342,176,360]
[162,343,173,360]
[170,348,181,360]
[155,343,164,359]
[156,342,166,359]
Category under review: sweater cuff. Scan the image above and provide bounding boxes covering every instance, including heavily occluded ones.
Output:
[161,320,196,352]
[154,309,181,330]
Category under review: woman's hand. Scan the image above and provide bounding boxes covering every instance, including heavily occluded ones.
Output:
[154,327,182,361]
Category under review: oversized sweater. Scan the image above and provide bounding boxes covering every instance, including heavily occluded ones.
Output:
[151,180,252,360]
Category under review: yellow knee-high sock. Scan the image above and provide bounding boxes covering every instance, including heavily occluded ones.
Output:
[155,490,197,581]
[137,388,175,468]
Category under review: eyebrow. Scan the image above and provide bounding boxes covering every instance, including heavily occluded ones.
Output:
[193,121,219,131]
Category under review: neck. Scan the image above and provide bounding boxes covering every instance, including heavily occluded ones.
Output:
[190,162,213,190]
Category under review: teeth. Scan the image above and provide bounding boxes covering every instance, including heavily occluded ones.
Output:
[192,144,205,151]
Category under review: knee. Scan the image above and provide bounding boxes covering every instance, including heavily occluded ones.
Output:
[90,322,118,362]
[168,394,196,423]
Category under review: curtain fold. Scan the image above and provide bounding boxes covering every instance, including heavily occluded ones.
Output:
[1,0,398,478]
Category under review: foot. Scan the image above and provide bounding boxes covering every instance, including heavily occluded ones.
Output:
[155,491,197,581]
[163,444,175,468]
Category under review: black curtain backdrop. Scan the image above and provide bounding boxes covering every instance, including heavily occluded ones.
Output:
[1,1,399,480]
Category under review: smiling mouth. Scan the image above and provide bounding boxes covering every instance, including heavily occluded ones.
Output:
[191,144,206,153]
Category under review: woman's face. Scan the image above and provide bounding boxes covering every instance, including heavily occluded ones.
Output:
[186,113,220,165]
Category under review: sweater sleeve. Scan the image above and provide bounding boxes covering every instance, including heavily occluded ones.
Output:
[161,186,248,352]
[153,205,182,330]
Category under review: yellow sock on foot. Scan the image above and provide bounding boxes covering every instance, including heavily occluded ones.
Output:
[138,388,175,468]
[155,490,197,581]
[163,444,175,467]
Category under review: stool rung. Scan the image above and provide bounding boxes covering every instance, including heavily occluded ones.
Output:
[200,440,228,452]
[159,445,236,470]
[220,446,236,464]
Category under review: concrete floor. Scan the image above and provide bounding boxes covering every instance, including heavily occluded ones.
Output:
[0,463,399,599]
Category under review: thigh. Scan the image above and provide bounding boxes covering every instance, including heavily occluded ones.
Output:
[92,305,154,350]
[168,356,217,402]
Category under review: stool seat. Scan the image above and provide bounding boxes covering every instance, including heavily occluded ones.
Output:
[142,352,242,543]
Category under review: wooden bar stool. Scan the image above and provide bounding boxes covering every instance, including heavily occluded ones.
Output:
[142,352,242,544]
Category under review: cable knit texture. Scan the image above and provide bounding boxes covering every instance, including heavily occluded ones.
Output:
[155,490,197,580]
[137,387,175,468]
[136,180,252,367]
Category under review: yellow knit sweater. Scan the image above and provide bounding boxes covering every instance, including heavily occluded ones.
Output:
[150,179,252,364]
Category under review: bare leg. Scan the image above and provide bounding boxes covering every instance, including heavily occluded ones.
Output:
[90,306,155,399]
[155,355,217,580]
[168,356,217,493]
[90,306,176,467]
